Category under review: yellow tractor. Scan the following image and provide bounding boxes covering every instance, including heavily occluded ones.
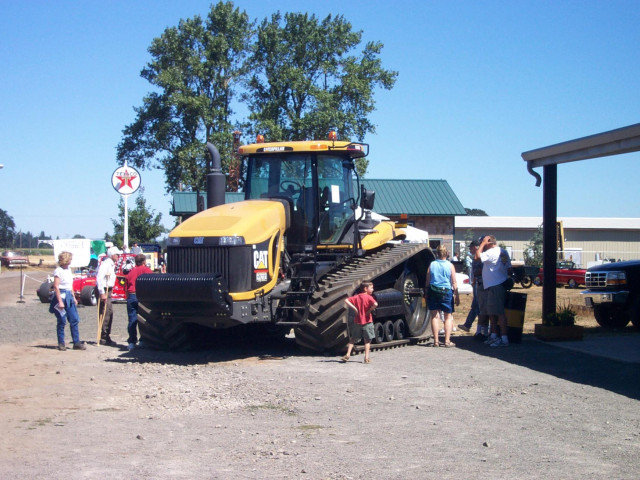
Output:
[136,134,435,351]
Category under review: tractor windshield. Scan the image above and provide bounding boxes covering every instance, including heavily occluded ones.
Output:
[245,153,355,247]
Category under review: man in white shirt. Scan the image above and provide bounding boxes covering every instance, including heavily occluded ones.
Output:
[97,246,122,346]
[476,235,512,347]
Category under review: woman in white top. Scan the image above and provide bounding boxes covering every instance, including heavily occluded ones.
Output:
[50,251,86,351]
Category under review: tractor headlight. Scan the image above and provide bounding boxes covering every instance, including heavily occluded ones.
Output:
[219,236,245,246]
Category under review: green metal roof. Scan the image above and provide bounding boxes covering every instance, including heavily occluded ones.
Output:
[358,179,466,216]
[171,179,465,216]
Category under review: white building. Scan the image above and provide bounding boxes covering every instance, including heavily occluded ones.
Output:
[455,216,640,267]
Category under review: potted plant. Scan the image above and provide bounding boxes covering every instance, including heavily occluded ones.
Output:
[534,302,584,341]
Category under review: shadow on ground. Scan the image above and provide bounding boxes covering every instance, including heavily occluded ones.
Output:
[453,332,640,401]
[102,336,302,366]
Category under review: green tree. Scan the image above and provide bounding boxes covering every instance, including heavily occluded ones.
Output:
[0,209,16,247]
[458,229,476,272]
[110,189,167,247]
[465,208,488,216]
[117,1,253,193]
[524,225,543,266]
[246,12,396,176]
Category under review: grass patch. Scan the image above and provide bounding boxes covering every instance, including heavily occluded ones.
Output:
[296,424,324,431]
[26,417,53,429]
[247,403,295,415]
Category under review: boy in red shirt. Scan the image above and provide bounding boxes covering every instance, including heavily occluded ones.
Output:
[341,281,378,364]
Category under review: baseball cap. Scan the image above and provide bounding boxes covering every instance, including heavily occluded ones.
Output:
[469,239,480,247]
[107,246,123,256]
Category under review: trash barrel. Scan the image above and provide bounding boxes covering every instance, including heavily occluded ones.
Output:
[505,291,527,343]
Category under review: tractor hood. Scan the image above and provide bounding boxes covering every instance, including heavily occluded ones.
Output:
[170,200,288,245]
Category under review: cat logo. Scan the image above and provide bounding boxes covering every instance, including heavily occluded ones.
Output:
[253,250,268,271]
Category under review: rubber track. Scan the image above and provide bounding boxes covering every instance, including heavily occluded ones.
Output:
[294,243,432,353]
[351,334,431,355]
[137,304,192,351]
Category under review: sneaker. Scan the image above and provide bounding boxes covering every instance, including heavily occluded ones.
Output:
[438,329,445,335]
[473,333,487,342]
[490,338,509,348]
[458,324,470,332]
[452,326,458,332]
[127,343,136,351]
[99,338,117,346]
[137,340,145,349]
[73,342,86,350]
[484,336,499,345]
[57,343,66,351]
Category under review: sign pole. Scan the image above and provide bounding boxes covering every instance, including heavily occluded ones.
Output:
[124,193,129,249]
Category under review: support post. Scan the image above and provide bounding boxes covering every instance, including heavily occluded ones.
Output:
[542,164,557,320]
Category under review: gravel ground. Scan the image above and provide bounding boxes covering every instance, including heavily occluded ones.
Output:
[1,269,640,479]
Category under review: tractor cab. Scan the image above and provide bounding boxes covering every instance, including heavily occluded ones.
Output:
[240,135,368,252]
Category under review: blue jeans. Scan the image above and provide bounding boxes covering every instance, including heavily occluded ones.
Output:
[53,290,80,345]
[463,284,480,328]
[126,293,139,344]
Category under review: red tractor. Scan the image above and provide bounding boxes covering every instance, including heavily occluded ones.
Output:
[37,253,137,305]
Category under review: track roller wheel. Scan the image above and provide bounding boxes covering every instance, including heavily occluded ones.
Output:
[373,322,385,344]
[393,319,406,340]
[383,320,395,342]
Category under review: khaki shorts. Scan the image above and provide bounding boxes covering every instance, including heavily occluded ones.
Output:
[486,284,506,316]
[348,320,375,342]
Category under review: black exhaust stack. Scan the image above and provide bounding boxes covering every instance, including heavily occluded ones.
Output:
[206,142,226,208]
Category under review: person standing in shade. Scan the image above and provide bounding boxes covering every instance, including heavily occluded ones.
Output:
[476,235,512,347]
[426,244,460,347]
[124,253,153,351]
[341,281,378,364]
[97,246,122,346]
[458,239,486,337]
[50,251,86,351]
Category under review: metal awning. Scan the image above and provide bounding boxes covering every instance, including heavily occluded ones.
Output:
[523,122,640,168]
[522,123,640,319]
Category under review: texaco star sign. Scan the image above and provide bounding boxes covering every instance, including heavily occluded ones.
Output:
[111,165,141,195]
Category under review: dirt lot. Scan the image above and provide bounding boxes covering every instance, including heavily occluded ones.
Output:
[1,265,639,479]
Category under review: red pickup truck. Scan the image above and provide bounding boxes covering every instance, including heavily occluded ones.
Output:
[534,261,587,289]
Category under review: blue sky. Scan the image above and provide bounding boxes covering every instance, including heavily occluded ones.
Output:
[1,0,639,242]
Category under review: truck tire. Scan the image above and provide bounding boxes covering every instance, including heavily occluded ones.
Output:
[520,276,533,289]
[593,305,630,329]
[628,298,640,329]
[137,306,192,351]
[37,281,52,303]
[80,286,97,306]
